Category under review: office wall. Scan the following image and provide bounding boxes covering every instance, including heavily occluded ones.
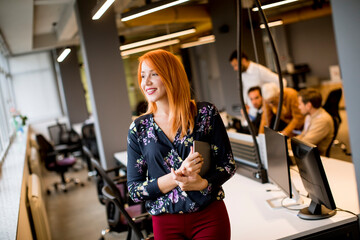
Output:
[286,15,339,80]
[187,43,226,111]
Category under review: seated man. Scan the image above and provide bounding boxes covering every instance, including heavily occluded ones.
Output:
[295,88,334,155]
[247,86,263,134]
[231,86,263,135]
[258,83,304,137]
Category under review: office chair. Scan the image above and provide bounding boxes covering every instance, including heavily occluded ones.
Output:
[82,145,121,203]
[325,115,340,157]
[36,134,84,194]
[47,122,83,158]
[90,158,153,240]
[323,88,351,156]
[81,123,99,179]
[323,88,342,124]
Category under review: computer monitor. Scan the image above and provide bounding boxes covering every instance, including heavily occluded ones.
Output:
[264,127,302,208]
[291,137,337,220]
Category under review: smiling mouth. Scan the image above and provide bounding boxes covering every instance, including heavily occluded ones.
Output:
[146,88,156,95]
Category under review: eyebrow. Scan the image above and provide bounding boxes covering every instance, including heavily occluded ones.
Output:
[141,69,155,73]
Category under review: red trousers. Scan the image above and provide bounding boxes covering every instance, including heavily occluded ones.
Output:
[152,200,231,240]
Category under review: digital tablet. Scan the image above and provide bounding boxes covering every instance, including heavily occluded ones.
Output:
[193,140,211,177]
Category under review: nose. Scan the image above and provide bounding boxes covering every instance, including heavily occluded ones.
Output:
[144,74,151,85]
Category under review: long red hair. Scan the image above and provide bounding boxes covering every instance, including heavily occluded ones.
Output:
[137,49,197,139]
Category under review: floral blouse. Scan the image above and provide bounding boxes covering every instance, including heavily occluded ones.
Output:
[127,102,236,215]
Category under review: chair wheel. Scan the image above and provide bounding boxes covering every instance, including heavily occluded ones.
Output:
[46,189,51,195]
[63,189,67,193]
[80,183,85,187]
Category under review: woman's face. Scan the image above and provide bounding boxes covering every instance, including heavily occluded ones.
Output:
[140,61,167,104]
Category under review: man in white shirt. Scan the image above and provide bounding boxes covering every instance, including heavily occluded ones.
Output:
[229,50,286,120]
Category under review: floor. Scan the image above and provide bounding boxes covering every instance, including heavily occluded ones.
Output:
[43,109,352,239]
[42,161,127,240]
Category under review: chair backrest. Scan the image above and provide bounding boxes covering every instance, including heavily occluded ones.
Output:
[323,88,342,123]
[81,123,99,158]
[325,115,340,157]
[91,158,148,240]
[48,123,68,145]
[36,134,55,165]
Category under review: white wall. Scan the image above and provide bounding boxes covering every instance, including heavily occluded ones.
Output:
[9,51,62,124]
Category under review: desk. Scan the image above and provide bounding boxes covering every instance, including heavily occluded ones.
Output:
[114,152,359,239]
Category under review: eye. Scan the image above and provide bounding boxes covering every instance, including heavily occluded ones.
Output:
[152,72,158,76]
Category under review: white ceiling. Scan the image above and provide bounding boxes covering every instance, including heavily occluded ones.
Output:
[0,0,329,56]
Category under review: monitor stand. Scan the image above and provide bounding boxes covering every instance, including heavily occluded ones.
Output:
[266,181,304,209]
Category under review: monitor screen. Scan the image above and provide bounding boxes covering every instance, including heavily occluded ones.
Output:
[264,127,292,198]
[291,137,336,220]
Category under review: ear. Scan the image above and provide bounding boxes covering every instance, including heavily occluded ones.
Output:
[305,101,313,110]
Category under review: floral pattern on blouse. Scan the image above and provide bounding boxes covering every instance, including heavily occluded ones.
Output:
[127,102,236,215]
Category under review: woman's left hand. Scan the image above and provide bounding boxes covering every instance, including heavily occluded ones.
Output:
[171,168,208,191]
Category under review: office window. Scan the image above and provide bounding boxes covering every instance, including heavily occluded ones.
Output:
[0,50,14,162]
[9,51,62,123]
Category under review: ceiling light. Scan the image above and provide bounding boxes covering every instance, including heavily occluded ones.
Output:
[92,0,115,20]
[180,35,215,49]
[260,20,283,29]
[121,0,189,22]
[252,0,298,11]
[120,28,196,51]
[57,48,71,62]
[121,39,180,56]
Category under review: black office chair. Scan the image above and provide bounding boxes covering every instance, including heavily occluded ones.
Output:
[323,88,342,124]
[81,123,99,178]
[323,88,351,156]
[90,158,153,240]
[48,122,83,159]
[36,134,84,194]
[325,115,340,157]
[82,145,124,204]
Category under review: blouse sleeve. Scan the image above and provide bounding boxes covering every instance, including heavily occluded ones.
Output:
[126,121,163,203]
[204,105,236,192]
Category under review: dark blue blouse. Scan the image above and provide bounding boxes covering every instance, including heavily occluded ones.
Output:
[127,102,236,215]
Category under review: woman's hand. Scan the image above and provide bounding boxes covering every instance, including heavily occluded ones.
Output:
[176,146,204,176]
[171,168,208,191]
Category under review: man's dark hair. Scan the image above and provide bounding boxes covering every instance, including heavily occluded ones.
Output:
[298,88,322,108]
[229,50,248,62]
[248,86,262,96]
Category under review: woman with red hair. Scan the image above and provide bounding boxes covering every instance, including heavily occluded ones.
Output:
[127,49,236,240]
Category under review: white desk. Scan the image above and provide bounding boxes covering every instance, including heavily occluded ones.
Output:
[114,152,359,239]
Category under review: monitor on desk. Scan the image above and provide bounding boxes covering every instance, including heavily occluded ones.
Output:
[264,127,302,208]
[291,138,336,220]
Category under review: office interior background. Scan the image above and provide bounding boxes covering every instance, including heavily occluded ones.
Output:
[1,0,360,239]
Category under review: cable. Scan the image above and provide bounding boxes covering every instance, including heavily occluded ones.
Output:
[237,0,266,181]
[253,0,284,131]
[336,208,359,218]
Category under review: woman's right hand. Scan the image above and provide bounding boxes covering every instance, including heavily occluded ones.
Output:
[176,146,204,176]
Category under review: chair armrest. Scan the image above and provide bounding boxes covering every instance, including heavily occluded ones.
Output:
[113,176,127,184]
[46,151,58,158]
[105,165,123,175]
[132,212,151,222]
